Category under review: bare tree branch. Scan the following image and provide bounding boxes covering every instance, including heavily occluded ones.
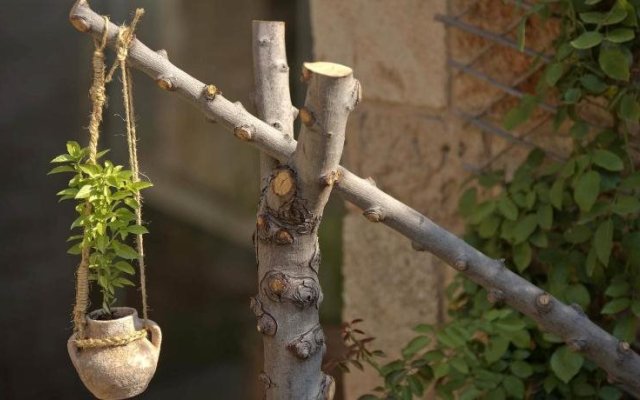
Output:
[252,20,296,183]
[69,1,640,396]
[251,23,351,399]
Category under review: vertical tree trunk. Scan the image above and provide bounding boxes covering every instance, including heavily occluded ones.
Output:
[251,25,360,398]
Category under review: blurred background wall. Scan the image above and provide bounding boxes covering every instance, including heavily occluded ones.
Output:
[0,1,346,399]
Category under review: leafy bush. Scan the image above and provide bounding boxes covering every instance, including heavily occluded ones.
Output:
[359,0,640,398]
[50,141,152,314]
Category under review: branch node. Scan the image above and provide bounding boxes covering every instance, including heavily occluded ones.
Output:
[156,75,176,91]
[156,49,168,59]
[250,297,277,336]
[69,15,90,33]
[299,107,315,127]
[275,229,294,245]
[300,67,312,83]
[319,170,341,187]
[618,341,631,358]
[320,373,336,400]
[203,84,220,100]
[366,176,377,187]
[411,241,426,252]
[234,125,254,141]
[271,168,296,198]
[535,292,553,314]
[287,325,324,360]
[258,372,274,389]
[363,206,385,223]
[453,258,468,271]
[487,289,505,304]
[567,339,587,352]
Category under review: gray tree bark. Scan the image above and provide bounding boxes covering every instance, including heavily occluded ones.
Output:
[69,1,640,397]
[251,23,357,399]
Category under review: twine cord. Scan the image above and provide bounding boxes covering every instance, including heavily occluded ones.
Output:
[73,16,110,339]
[73,10,150,348]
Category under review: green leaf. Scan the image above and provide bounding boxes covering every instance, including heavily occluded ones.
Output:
[598,386,623,400]
[570,120,589,140]
[606,27,635,43]
[485,336,509,363]
[132,181,153,190]
[564,87,582,104]
[113,241,139,260]
[545,63,564,86]
[599,47,630,81]
[594,219,613,265]
[513,242,532,272]
[550,345,584,383]
[127,225,149,235]
[580,74,607,94]
[498,196,518,221]
[601,297,630,314]
[48,165,75,175]
[74,185,92,199]
[50,154,74,163]
[504,95,538,130]
[586,247,598,277]
[550,179,565,209]
[613,195,640,215]
[574,171,601,212]
[613,315,636,342]
[503,375,525,398]
[402,336,430,358]
[470,201,496,224]
[619,94,640,121]
[580,8,627,25]
[459,188,477,217]
[570,31,603,49]
[562,225,593,244]
[605,280,630,297]
[513,214,538,244]
[565,284,591,309]
[537,204,553,230]
[510,360,533,378]
[450,357,469,374]
[114,261,135,274]
[592,149,624,171]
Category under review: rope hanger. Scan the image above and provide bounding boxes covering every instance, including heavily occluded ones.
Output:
[72,9,150,348]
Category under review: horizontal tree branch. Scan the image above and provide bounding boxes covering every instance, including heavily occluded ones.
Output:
[69,1,640,396]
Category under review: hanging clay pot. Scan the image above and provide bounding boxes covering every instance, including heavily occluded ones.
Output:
[67,307,161,400]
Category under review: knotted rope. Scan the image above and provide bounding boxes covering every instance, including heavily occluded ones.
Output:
[72,10,150,348]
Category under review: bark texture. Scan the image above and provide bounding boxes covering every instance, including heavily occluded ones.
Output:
[252,61,359,399]
[70,1,640,396]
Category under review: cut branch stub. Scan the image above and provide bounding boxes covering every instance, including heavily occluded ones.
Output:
[271,167,296,200]
[234,124,254,142]
[250,297,277,336]
[261,271,322,309]
[293,61,359,219]
[287,324,325,360]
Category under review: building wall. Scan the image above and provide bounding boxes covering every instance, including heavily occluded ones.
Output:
[310,0,569,398]
[310,1,469,396]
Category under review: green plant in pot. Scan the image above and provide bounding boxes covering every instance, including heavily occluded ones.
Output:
[52,142,161,400]
[59,7,161,399]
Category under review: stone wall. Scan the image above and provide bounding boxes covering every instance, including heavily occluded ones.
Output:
[310,0,569,398]
[310,1,475,396]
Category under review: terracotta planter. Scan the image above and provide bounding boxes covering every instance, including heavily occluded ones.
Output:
[67,307,161,400]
